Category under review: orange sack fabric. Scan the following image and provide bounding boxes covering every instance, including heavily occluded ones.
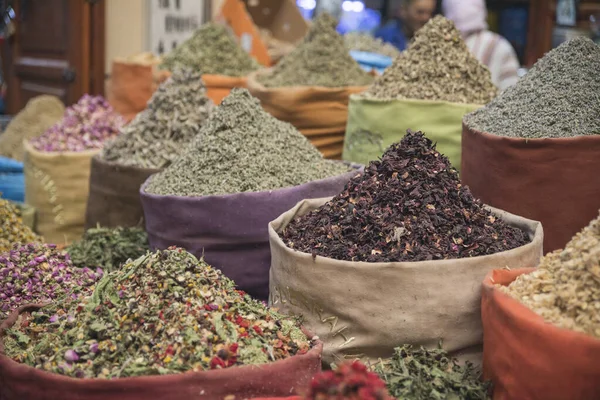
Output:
[246,70,369,159]
[461,124,600,253]
[202,74,248,105]
[481,268,600,400]
[106,60,170,122]
[107,61,247,120]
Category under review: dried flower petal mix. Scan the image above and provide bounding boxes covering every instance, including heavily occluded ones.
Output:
[30,95,124,152]
[4,248,311,378]
[0,243,102,320]
[501,212,600,337]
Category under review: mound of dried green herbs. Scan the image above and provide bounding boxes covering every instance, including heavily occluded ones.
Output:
[464,37,600,138]
[144,88,349,196]
[365,16,497,104]
[4,248,312,378]
[160,22,259,77]
[66,227,149,272]
[258,13,373,88]
[101,68,214,169]
[375,344,491,399]
[282,130,529,262]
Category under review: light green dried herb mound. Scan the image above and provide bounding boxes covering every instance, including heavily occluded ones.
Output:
[366,15,497,104]
[145,88,350,196]
[4,248,312,379]
[160,22,260,77]
[66,226,149,272]
[375,344,491,399]
[101,68,214,169]
[258,13,373,88]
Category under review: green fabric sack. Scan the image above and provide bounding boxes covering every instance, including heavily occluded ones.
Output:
[342,96,481,168]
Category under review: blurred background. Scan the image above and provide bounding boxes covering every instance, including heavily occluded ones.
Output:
[0,0,598,116]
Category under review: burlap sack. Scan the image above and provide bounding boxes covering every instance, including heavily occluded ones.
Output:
[246,70,369,160]
[23,141,96,245]
[85,156,159,229]
[140,170,360,301]
[343,96,482,168]
[461,125,600,253]
[482,268,600,400]
[0,305,322,400]
[268,197,543,365]
[107,59,170,122]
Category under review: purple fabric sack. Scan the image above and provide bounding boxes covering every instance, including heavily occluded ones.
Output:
[140,169,361,300]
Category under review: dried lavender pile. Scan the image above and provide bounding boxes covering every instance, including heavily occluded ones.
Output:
[258,13,373,88]
[344,32,400,58]
[282,130,529,262]
[375,345,491,399]
[365,16,497,104]
[160,22,259,76]
[30,95,124,152]
[3,248,312,378]
[0,198,40,253]
[145,89,349,196]
[501,212,600,337]
[464,37,600,138]
[0,243,102,320]
[66,227,149,272]
[101,69,214,169]
[0,96,65,161]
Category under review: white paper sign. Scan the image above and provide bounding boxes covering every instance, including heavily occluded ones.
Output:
[148,0,205,55]
[556,0,577,27]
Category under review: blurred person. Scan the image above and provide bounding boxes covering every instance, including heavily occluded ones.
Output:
[374,0,436,51]
[443,0,520,91]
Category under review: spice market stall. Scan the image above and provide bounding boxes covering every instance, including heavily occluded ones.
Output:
[269,130,543,365]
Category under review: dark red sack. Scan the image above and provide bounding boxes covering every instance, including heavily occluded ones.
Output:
[140,170,359,301]
[85,156,160,229]
[0,305,323,400]
[461,124,600,253]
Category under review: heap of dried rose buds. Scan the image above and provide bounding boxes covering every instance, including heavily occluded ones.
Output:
[3,247,312,378]
[30,94,124,152]
[306,361,393,400]
[0,243,102,319]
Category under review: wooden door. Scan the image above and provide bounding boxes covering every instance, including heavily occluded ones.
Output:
[5,0,105,114]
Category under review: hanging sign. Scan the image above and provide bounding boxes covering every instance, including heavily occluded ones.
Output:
[148,0,204,55]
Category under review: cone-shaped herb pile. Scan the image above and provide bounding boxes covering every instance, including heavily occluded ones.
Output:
[282,130,529,262]
[366,16,497,104]
[145,89,349,196]
[258,13,373,88]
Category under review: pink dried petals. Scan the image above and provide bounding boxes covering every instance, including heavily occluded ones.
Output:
[0,242,102,320]
[30,95,124,152]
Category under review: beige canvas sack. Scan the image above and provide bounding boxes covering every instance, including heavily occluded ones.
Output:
[268,197,544,365]
[23,141,98,244]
